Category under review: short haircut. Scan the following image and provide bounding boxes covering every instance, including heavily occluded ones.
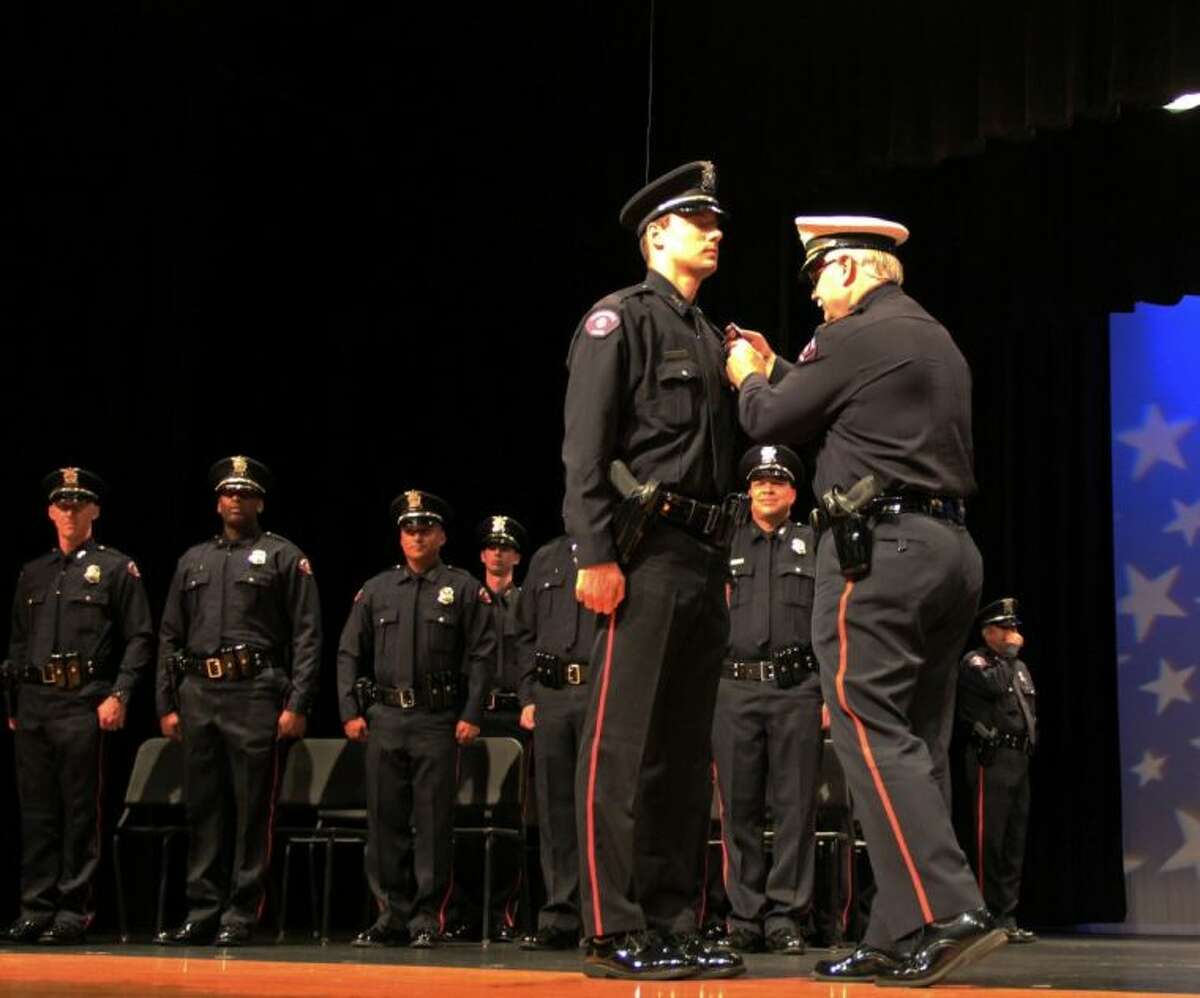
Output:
[853,248,904,286]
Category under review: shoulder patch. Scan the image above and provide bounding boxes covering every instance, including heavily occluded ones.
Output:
[966,653,990,670]
[478,585,493,605]
[798,338,818,364]
[584,308,621,338]
[298,558,313,576]
[353,588,364,604]
[126,561,141,579]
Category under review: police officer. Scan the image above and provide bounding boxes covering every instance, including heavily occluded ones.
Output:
[713,445,821,956]
[727,217,1003,986]
[563,161,742,980]
[155,456,321,947]
[337,491,494,948]
[512,535,602,951]
[958,598,1037,944]
[3,468,153,944]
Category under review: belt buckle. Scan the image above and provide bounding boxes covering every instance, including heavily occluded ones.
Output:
[486,691,497,711]
[761,662,775,682]
[400,688,416,709]
[41,662,57,685]
[566,663,582,685]
[205,657,224,680]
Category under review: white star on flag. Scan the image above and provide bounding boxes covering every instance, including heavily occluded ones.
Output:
[1130,749,1167,787]
[1139,658,1195,715]
[1164,498,1200,546]
[1192,736,1200,751]
[1160,810,1200,878]
[1117,404,1195,480]
[1118,565,1187,642]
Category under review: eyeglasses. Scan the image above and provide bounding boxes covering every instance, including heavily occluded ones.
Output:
[805,254,838,285]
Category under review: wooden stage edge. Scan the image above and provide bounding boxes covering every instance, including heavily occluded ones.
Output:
[2,944,1200,998]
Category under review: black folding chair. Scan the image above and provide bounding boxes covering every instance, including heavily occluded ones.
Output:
[273,738,368,944]
[454,736,531,946]
[112,737,186,942]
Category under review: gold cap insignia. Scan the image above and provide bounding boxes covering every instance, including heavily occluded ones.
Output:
[491,515,507,534]
[406,490,423,510]
[761,446,777,465]
[232,456,248,476]
[63,468,79,486]
[701,161,717,194]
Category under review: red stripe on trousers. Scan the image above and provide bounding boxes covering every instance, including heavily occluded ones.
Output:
[976,763,985,893]
[585,614,618,938]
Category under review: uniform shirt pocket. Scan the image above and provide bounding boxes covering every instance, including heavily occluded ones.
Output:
[425,610,459,656]
[653,358,699,429]
[728,561,754,607]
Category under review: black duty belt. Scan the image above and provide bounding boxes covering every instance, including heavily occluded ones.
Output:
[376,673,462,711]
[18,654,103,690]
[176,645,276,681]
[870,494,966,526]
[723,658,818,683]
[996,731,1034,754]
[486,689,522,712]
[654,491,732,543]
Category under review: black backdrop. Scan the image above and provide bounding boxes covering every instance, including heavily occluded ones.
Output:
[5,1,1200,932]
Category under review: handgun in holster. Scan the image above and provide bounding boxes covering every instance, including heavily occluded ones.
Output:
[811,474,882,580]
[609,460,663,565]
[353,677,377,715]
[971,720,1000,767]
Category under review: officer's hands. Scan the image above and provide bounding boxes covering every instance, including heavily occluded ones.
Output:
[97,695,127,731]
[160,711,182,742]
[726,338,768,388]
[277,709,307,740]
[725,324,776,377]
[519,704,536,731]
[455,720,481,745]
[344,717,369,741]
[6,718,15,732]
[576,562,625,615]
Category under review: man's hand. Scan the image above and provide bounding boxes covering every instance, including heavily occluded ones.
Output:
[456,720,481,745]
[277,709,308,740]
[97,695,127,732]
[160,711,182,742]
[576,562,626,615]
[519,704,536,731]
[343,716,369,742]
[7,718,16,733]
[726,338,768,389]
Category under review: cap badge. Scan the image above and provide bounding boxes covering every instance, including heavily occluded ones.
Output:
[585,308,620,339]
[232,456,248,476]
[761,446,777,465]
[406,490,423,510]
[700,161,716,193]
[249,549,267,565]
[63,467,80,486]
[792,538,807,556]
[438,586,455,606]
[491,515,508,535]
[84,564,102,584]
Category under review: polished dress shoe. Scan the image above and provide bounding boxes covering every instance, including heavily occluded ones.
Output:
[583,930,695,980]
[519,925,578,951]
[813,945,904,981]
[352,924,409,948]
[766,927,806,955]
[700,920,727,944]
[38,923,86,946]
[155,921,218,946]
[490,921,516,943]
[671,932,746,978]
[214,924,254,947]
[439,919,479,943]
[409,927,440,949]
[5,919,51,944]
[876,907,1007,987]
[1006,925,1037,944]
[717,927,765,953]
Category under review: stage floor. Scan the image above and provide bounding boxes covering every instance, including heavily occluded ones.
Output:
[0,935,1197,996]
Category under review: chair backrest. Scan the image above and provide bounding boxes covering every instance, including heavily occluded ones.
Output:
[276,738,367,810]
[123,737,185,807]
[456,736,524,810]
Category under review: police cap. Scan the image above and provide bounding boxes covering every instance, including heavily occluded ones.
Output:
[737,445,804,485]
[794,215,909,280]
[476,514,528,552]
[978,597,1021,629]
[391,490,452,528]
[620,160,727,237]
[209,455,273,496]
[42,467,105,504]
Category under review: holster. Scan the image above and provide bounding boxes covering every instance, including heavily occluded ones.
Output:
[816,474,882,580]
[717,492,751,548]
[772,643,817,689]
[534,650,563,690]
[610,462,663,565]
[970,721,999,768]
[353,676,377,714]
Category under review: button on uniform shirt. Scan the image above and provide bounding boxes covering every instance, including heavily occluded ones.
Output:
[7,539,154,700]
[726,520,815,660]
[513,536,603,706]
[157,531,322,715]
[336,561,497,726]
[958,649,1038,743]
[737,283,976,500]
[562,269,739,566]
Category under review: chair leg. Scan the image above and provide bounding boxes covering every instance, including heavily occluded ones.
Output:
[321,837,334,945]
[277,840,293,944]
[157,833,173,938]
[113,833,128,943]
[481,833,494,948]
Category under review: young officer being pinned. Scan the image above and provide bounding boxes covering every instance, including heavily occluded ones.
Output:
[3,468,153,945]
[562,161,743,980]
[336,490,495,949]
[726,217,1004,987]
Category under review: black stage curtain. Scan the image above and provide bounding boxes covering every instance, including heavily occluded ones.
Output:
[4,2,1200,931]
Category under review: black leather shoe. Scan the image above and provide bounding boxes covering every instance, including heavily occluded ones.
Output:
[519,925,579,951]
[583,931,695,980]
[700,920,727,944]
[37,923,86,946]
[410,927,440,949]
[439,919,479,943]
[766,927,806,955]
[5,919,51,944]
[813,945,904,981]
[490,921,516,943]
[352,924,409,948]
[876,907,1007,987]
[155,920,218,946]
[717,927,765,953]
[1006,925,1037,944]
[214,924,253,947]
[671,932,746,978]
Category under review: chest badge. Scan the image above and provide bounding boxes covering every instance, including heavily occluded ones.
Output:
[438,586,455,606]
[249,549,268,566]
[791,538,807,556]
[84,564,102,584]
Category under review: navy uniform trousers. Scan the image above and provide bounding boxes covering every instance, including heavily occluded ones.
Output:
[964,742,1030,921]
[813,512,984,949]
[575,527,728,939]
